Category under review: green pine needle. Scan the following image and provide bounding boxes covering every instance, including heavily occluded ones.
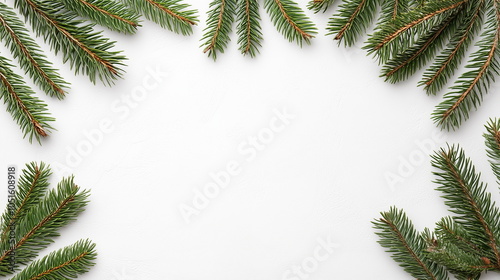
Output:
[0,56,54,143]
[307,0,335,13]
[59,0,141,34]
[485,118,500,183]
[125,0,198,35]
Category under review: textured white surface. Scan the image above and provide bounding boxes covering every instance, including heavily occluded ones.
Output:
[1,1,500,279]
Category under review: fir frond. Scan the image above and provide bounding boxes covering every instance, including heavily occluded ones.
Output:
[264,0,317,45]
[236,0,262,57]
[326,0,378,47]
[307,0,335,14]
[381,14,456,83]
[0,162,51,244]
[365,0,466,62]
[484,118,500,183]
[420,0,484,95]
[58,0,141,34]
[373,207,449,280]
[0,176,89,273]
[11,239,96,280]
[14,0,126,85]
[432,0,499,130]
[0,2,68,99]
[0,56,54,143]
[124,0,198,35]
[432,145,500,266]
[201,0,237,60]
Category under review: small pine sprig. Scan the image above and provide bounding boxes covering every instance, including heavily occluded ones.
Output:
[0,162,95,278]
[14,0,126,85]
[201,0,237,59]
[124,0,198,35]
[0,2,68,99]
[58,0,141,34]
[374,118,500,279]
[0,56,54,143]
[373,207,449,279]
[201,0,316,59]
[236,0,263,57]
[10,240,96,280]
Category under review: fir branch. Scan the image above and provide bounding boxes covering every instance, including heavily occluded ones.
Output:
[14,0,126,85]
[0,177,89,273]
[327,0,378,46]
[124,0,198,35]
[0,2,68,99]
[264,0,317,45]
[373,207,449,280]
[0,56,54,143]
[0,162,51,244]
[10,239,96,280]
[485,118,500,183]
[420,0,484,95]
[432,0,499,130]
[365,0,466,62]
[201,0,237,60]
[236,0,262,56]
[432,145,500,267]
[307,0,335,13]
[381,14,456,83]
[58,0,141,34]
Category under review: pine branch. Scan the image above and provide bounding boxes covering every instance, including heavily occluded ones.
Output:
[485,118,500,183]
[0,162,51,244]
[0,176,89,273]
[0,56,54,143]
[124,0,198,35]
[381,14,457,83]
[432,0,499,130]
[236,0,262,57]
[373,207,449,280]
[365,0,466,62]
[59,0,141,34]
[307,0,335,13]
[264,0,317,45]
[432,145,500,267]
[10,239,96,280]
[327,0,378,47]
[201,0,237,60]
[14,0,126,85]
[420,0,484,95]
[0,2,68,99]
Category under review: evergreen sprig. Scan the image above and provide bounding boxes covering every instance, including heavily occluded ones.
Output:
[201,0,317,59]
[313,0,500,130]
[0,162,95,279]
[374,118,500,279]
[0,0,198,143]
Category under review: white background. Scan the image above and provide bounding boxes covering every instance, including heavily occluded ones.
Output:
[1,0,500,279]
